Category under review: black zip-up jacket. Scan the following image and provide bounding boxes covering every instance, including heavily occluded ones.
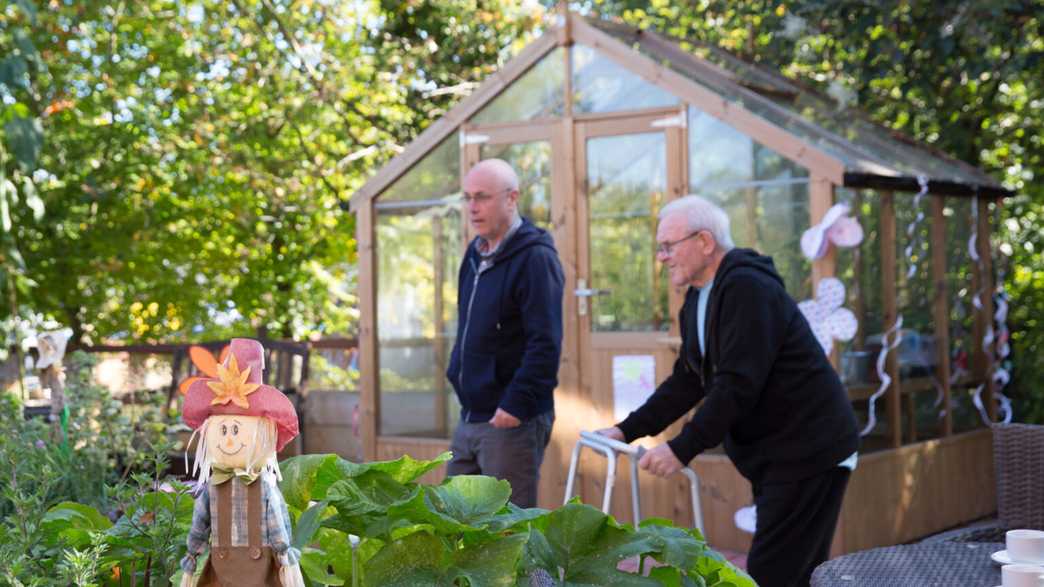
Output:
[446,218,564,423]
[617,248,859,484]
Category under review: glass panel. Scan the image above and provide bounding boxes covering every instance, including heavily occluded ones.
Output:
[472,48,566,124]
[376,145,465,436]
[591,18,999,188]
[944,197,985,434]
[572,43,677,114]
[834,190,887,450]
[479,141,552,229]
[688,106,812,300]
[587,132,669,332]
[379,134,459,205]
[894,191,943,441]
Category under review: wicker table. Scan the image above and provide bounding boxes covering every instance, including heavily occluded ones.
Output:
[811,541,1003,586]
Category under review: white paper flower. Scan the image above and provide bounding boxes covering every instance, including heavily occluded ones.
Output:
[798,278,858,355]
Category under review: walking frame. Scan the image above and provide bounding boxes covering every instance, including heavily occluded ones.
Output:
[563,431,705,536]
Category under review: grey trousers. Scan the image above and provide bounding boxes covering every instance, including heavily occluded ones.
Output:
[446,410,554,508]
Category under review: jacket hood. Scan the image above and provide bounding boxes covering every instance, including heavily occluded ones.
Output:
[715,248,786,289]
[471,217,555,262]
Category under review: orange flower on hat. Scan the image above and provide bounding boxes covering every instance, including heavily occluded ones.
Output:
[206,354,260,409]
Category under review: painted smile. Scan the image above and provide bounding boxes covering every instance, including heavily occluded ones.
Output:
[219,443,245,456]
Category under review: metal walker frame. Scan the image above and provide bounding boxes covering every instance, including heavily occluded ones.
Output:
[563,431,705,535]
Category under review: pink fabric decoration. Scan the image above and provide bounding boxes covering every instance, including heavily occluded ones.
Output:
[801,203,865,260]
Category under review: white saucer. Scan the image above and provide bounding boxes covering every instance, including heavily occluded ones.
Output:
[990,549,1044,566]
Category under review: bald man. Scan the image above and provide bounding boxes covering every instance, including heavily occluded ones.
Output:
[445,159,564,508]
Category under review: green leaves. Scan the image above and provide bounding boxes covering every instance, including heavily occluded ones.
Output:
[278,452,752,586]
[363,531,527,587]
[3,117,42,172]
[40,501,114,549]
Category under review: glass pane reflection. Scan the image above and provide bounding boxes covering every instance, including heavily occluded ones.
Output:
[480,141,553,229]
[587,132,669,332]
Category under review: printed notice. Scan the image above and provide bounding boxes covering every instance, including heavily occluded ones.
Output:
[612,355,656,422]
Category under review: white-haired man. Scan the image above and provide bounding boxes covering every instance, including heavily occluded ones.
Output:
[598,195,859,587]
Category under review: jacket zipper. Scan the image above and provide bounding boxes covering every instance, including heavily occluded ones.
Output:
[459,257,481,422]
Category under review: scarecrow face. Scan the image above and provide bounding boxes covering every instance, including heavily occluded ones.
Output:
[206,414,263,469]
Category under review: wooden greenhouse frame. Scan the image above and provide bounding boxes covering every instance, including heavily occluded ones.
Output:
[347,10,1013,555]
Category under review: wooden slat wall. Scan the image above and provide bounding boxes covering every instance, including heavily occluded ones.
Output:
[837,429,995,553]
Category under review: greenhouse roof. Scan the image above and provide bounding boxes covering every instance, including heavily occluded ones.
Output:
[348,12,1011,212]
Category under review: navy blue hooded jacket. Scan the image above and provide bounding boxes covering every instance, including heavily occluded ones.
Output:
[446,217,564,423]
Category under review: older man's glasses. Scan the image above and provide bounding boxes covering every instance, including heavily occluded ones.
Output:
[656,231,704,256]
[460,187,513,205]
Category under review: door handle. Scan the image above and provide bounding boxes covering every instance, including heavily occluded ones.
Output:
[575,279,610,317]
[574,288,611,297]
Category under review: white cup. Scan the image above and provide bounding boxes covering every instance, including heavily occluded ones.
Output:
[1002,564,1044,587]
[1009,530,1044,564]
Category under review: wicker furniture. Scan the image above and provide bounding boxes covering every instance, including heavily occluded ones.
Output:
[811,541,1002,586]
[814,424,1044,585]
[993,423,1044,530]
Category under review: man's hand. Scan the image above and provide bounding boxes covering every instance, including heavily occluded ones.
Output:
[490,408,522,429]
[638,444,684,478]
[594,426,625,442]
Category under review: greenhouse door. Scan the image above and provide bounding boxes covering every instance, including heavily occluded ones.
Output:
[573,107,695,523]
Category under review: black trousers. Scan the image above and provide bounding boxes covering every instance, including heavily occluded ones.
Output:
[747,467,851,587]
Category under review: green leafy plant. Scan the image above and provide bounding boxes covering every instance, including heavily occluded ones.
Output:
[278,452,755,587]
[0,351,193,585]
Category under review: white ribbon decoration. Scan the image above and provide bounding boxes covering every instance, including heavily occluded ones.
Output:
[903,176,929,279]
[861,177,929,437]
[968,195,1013,425]
[862,316,904,436]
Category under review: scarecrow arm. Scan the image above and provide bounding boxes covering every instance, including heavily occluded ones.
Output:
[263,475,301,567]
[180,487,211,576]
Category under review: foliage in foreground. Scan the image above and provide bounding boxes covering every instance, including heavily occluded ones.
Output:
[31,450,753,587]
[270,452,753,587]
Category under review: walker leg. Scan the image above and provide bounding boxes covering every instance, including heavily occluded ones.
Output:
[681,468,705,536]
[602,451,616,513]
[563,440,585,505]
[629,455,641,524]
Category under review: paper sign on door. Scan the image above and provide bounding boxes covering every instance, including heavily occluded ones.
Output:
[612,355,656,422]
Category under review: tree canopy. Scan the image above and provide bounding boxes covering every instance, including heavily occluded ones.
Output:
[1,0,1041,415]
[0,0,543,343]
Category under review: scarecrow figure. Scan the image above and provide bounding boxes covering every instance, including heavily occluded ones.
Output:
[179,338,305,587]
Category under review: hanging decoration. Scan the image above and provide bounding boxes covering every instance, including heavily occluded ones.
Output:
[969,196,1013,424]
[801,202,864,260]
[861,316,904,436]
[861,176,931,436]
[798,277,858,355]
[902,178,948,420]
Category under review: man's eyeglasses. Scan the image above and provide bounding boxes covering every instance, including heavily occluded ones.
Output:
[460,187,513,205]
[656,230,704,256]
